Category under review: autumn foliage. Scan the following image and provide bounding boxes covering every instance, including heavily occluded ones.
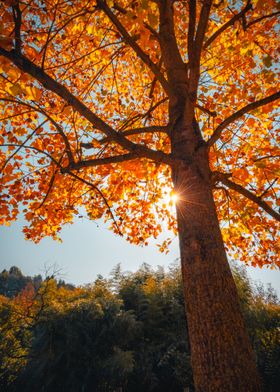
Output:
[0,0,279,266]
[0,1,280,390]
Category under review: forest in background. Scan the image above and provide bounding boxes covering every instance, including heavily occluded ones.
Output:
[0,263,279,392]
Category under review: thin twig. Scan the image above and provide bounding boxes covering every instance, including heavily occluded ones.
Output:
[208,91,280,147]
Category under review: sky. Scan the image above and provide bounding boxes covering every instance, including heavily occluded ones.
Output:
[0,214,280,295]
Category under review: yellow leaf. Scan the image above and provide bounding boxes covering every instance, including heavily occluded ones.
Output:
[25,86,42,101]
[254,161,266,168]
[8,83,22,96]
[7,67,21,80]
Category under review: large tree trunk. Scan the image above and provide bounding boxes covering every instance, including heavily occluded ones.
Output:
[171,120,261,392]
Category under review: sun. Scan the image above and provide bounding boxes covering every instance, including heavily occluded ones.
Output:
[162,189,179,206]
[170,192,179,204]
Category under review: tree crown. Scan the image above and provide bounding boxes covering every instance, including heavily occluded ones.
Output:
[0,0,279,266]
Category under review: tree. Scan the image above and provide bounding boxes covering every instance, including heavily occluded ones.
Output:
[0,274,138,392]
[0,0,279,390]
[0,282,35,389]
[16,286,138,392]
[232,265,280,392]
[0,267,42,298]
[115,263,193,391]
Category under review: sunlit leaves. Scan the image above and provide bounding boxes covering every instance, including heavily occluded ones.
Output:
[0,0,279,266]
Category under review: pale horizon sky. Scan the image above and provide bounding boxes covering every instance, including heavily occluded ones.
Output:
[0,214,280,296]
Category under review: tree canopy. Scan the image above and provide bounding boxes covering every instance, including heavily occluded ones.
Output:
[0,0,279,265]
[1,1,280,390]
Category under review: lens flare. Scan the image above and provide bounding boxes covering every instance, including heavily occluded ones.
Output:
[170,192,179,204]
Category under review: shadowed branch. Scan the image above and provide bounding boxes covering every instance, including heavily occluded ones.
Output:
[80,125,169,149]
[213,171,280,222]
[208,91,280,147]
[97,0,171,95]
[65,153,139,170]
[0,48,172,165]
[66,170,122,236]
[0,119,48,174]
[204,1,252,49]
[12,1,22,53]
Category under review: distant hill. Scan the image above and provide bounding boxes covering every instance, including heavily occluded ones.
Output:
[0,267,75,298]
[0,266,42,298]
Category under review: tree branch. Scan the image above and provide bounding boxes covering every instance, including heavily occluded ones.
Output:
[187,0,196,61]
[32,103,75,165]
[143,21,160,41]
[118,125,169,137]
[0,97,74,165]
[0,48,172,165]
[204,1,252,49]
[158,0,186,87]
[65,170,122,236]
[66,153,139,170]
[188,0,212,100]
[38,9,94,65]
[207,91,280,147]
[246,11,280,28]
[214,172,280,222]
[12,1,22,54]
[35,156,64,211]
[195,103,217,117]
[41,5,58,69]
[97,0,172,95]
[80,125,169,149]
[0,120,48,173]
[0,144,63,168]
[195,0,213,60]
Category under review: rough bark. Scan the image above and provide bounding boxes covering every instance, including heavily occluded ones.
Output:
[171,117,261,391]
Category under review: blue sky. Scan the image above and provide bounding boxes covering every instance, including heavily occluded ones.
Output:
[1,214,280,295]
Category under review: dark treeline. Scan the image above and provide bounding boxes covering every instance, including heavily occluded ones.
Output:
[0,263,279,392]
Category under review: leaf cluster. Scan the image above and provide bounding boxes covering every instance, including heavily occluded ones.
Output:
[0,0,279,266]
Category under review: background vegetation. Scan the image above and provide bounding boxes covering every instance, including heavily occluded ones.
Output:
[0,263,279,392]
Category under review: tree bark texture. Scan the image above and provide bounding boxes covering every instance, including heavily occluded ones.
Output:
[171,118,261,392]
